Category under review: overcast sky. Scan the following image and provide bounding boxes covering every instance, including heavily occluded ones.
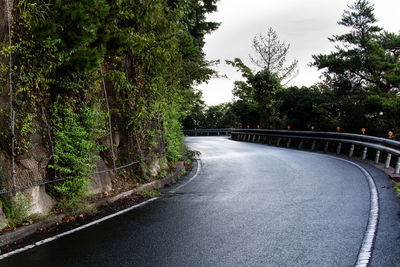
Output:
[198,0,400,106]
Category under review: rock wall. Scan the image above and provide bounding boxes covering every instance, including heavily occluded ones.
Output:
[0,0,10,228]
[0,0,11,108]
[0,125,56,216]
[0,0,56,219]
[0,0,12,42]
[90,159,112,195]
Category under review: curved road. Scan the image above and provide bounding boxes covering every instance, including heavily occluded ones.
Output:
[2,136,400,266]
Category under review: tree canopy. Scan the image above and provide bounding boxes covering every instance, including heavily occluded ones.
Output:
[311,0,400,94]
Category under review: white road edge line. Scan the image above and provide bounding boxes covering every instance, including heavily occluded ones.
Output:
[0,197,159,261]
[170,158,202,193]
[325,155,379,267]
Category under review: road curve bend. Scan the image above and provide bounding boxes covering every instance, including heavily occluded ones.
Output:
[1,136,400,266]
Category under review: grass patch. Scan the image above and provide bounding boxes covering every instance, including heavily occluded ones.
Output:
[180,166,186,176]
[2,194,32,230]
[56,197,95,216]
[137,190,161,198]
[394,186,400,198]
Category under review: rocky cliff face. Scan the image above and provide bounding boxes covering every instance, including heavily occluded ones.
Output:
[0,0,167,228]
[0,0,11,227]
[0,0,56,221]
[0,0,11,109]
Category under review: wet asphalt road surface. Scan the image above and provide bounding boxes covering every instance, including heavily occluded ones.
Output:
[2,136,400,266]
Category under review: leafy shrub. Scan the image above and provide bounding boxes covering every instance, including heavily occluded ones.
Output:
[48,100,106,203]
[1,194,32,229]
[165,108,184,164]
[56,196,94,216]
[137,190,161,198]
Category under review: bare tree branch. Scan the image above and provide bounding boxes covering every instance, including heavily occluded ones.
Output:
[249,27,298,85]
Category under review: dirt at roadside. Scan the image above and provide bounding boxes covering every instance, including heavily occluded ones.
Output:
[0,159,195,255]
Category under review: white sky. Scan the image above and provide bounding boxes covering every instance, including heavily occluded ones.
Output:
[198,0,400,105]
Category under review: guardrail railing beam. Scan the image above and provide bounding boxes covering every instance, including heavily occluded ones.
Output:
[311,140,316,151]
[362,147,368,160]
[230,128,400,172]
[349,144,355,157]
[324,142,329,153]
[374,150,380,164]
[337,143,342,155]
[385,154,392,169]
[287,138,291,148]
[298,140,303,149]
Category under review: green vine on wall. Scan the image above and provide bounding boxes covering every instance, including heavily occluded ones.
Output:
[0,0,219,209]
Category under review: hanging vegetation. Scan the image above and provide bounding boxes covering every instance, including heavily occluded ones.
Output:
[0,0,219,213]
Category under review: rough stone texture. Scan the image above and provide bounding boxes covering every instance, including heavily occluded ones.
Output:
[149,158,161,177]
[113,132,120,148]
[0,1,55,216]
[0,127,55,216]
[0,151,11,189]
[0,0,13,44]
[0,204,7,229]
[0,0,12,109]
[90,159,112,195]
[22,186,54,215]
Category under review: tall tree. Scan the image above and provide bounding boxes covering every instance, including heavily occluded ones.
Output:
[226,58,283,127]
[311,0,400,94]
[249,27,298,85]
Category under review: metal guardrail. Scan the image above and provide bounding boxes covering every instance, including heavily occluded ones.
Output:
[231,129,400,174]
[183,128,231,136]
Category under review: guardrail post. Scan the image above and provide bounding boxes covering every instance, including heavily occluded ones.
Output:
[395,157,400,174]
[257,135,261,143]
[298,140,303,149]
[268,137,272,145]
[374,150,380,164]
[362,147,368,160]
[252,135,256,142]
[311,140,316,151]
[349,144,355,157]
[276,137,281,146]
[217,132,220,136]
[385,153,392,169]
[324,142,329,152]
[336,143,342,155]
[286,138,291,148]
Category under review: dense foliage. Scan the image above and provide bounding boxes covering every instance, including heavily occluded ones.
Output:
[0,0,219,203]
